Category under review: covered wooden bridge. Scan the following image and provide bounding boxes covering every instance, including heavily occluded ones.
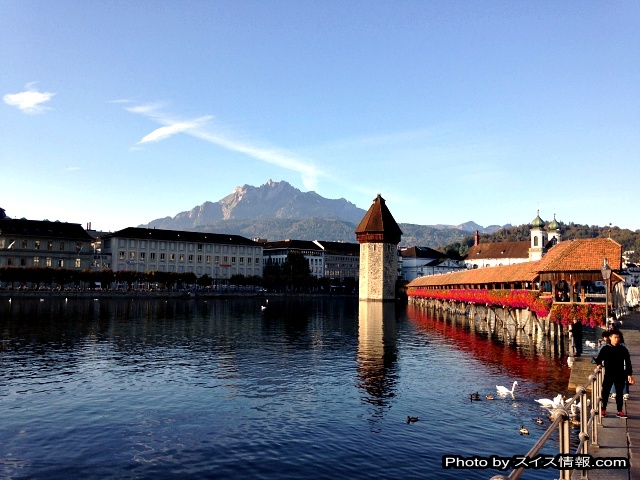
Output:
[406,238,623,338]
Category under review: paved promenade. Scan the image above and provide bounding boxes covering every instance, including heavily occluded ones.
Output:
[569,310,640,480]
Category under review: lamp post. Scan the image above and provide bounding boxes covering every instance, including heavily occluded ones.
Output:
[601,258,612,322]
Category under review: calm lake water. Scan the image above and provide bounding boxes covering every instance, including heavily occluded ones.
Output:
[0,296,580,479]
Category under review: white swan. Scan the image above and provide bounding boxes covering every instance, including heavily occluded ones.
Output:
[585,340,597,348]
[496,381,518,395]
[535,393,565,408]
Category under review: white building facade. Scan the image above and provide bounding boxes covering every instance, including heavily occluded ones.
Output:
[101,228,263,280]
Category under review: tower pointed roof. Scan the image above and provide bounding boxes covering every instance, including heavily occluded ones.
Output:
[355,194,402,244]
[547,213,559,232]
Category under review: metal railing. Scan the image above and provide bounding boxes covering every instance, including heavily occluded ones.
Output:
[490,366,604,480]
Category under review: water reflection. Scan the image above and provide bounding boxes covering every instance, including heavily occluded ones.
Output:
[0,297,572,480]
[406,304,570,394]
[357,301,398,427]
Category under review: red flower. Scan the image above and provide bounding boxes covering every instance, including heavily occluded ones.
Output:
[408,288,604,327]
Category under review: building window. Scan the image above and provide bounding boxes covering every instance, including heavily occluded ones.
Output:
[129,252,135,259]
[179,243,185,251]
[140,252,146,260]
[169,253,175,261]
[160,253,165,261]
[20,258,27,266]
[231,257,236,264]
[150,241,156,249]
[188,255,194,263]
[197,255,202,263]
[206,244,212,252]
[118,239,126,248]
[7,257,13,266]
[59,242,65,251]
[75,258,81,268]
[22,239,28,249]
[47,241,53,251]
[239,246,245,254]
[215,245,220,253]
[140,240,146,248]
[119,251,125,260]
[197,244,203,251]
[160,241,166,250]
[150,252,155,260]
[188,243,194,252]
[170,242,176,250]
[215,256,220,263]
[46,258,52,267]
[247,247,253,254]
[247,257,252,264]
[206,255,211,262]
[58,260,64,267]
[34,257,40,266]
[223,256,228,263]
[179,254,185,262]
[223,245,229,253]
[129,240,136,248]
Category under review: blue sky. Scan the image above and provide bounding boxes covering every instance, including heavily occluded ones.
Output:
[2,1,638,234]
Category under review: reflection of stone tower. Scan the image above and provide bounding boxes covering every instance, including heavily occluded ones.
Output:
[355,194,402,301]
[357,301,398,412]
[528,211,547,261]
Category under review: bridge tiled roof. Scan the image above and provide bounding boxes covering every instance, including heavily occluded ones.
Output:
[407,238,622,288]
[408,261,540,287]
[535,237,622,272]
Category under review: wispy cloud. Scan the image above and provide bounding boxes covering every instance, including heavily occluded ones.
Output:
[3,84,55,114]
[126,103,323,190]
[138,116,213,144]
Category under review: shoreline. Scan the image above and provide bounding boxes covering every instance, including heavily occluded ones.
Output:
[0,290,358,300]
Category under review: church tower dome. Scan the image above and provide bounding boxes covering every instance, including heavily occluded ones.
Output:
[531,212,545,229]
[529,210,547,261]
[547,213,561,245]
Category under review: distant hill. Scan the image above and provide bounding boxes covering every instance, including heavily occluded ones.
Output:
[139,180,505,247]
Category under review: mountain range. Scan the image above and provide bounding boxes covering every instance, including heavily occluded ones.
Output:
[140,180,506,247]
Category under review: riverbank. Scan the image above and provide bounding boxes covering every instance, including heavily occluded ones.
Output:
[0,290,357,300]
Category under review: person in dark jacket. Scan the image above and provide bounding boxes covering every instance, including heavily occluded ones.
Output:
[595,329,634,417]
[571,318,583,357]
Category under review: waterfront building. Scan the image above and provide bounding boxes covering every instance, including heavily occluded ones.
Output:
[355,194,402,301]
[0,208,94,270]
[400,246,465,282]
[313,240,360,280]
[101,227,262,282]
[262,239,324,277]
[261,239,360,281]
